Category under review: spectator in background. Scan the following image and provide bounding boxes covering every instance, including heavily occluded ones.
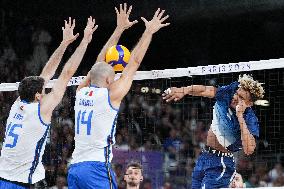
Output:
[245,173,259,188]
[268,162,284,182]
[113,133,129,151]
[124,162,143,189]
[114,163,126,189]
[50,175,68,189]
[160,181,172,189]
[164,128,182,154]
[26,26,52,75]
[272,175,284,187]
[141,178,152,189]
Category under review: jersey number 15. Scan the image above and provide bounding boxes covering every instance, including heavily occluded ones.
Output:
[5,122,22,148]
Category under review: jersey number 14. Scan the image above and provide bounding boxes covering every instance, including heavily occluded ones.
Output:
[76,110,93,135]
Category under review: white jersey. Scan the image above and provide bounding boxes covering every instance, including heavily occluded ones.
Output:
[0,100,50,184]
[71,86,119,164]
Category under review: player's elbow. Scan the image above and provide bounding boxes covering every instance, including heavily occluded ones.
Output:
[244,149,254,156]
[243,143,256,155]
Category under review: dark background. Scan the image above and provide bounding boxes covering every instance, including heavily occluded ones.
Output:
[2,0,284,73]
[1,1,284,187]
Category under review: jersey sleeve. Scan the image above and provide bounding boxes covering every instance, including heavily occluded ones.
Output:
[215,81,239,105]
[244,112,260,137]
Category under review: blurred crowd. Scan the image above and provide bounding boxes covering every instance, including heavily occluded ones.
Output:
[0,22,284,189]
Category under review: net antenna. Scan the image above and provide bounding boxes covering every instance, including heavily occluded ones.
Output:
[1,58,284,92]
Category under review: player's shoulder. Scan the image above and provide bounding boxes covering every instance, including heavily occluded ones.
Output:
[219,81,239,90]
[76,86,90,95]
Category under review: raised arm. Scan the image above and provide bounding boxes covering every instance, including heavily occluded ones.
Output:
[77,3,137,91]
[40,17,79,83]
[110,9,170,105]
[162,85,217,102]
[123,9,169,77]
[109,8,170,104]
[41,17,98,122]
[236,100,256,155]
[96,3,138,62]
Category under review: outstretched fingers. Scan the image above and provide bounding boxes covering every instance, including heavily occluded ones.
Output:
[160,22,170,28]
[73,33,80,40]
[157,9,165,19]
[123,2,127,12]
[87,16,98,32]
[119,3,123,13]
[92,25,98,32]
[116,3,132,15]
[126,5,132,15]
[129,20,138,27]
[161,15,169,23]
[141,17,148,24]
[115,7,119,15]
[154,8,160,18]
[71,19,76,29]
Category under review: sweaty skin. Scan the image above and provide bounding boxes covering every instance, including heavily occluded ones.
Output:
[207,129,230,152]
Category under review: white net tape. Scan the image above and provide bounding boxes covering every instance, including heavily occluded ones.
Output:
[1,58,284,92]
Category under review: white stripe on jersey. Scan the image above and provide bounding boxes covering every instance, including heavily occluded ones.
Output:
[71,86,119,164]
[0,100,50,184]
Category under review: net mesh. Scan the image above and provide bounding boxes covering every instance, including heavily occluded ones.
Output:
[0,63,283,188]
[112,68,284,188]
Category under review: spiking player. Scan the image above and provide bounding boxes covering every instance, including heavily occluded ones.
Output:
[163,74,265,188]
[0,17,97,188]
[67,3,170,189]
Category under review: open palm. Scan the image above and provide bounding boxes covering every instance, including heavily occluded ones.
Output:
[83,16,98,43]
[141,8,170,34]
[62,17,79,45]
[115,3,138,30]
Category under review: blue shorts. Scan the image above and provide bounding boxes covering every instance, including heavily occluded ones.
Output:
[68,161,118,189]
[0,180,28,189]
[192,152,235,189]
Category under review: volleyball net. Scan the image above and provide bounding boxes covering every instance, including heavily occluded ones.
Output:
[0,59,283,188]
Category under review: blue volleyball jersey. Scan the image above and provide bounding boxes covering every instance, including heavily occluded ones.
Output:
[211,82,259,152]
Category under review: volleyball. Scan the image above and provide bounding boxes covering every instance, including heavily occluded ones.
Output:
[105,45,130,72]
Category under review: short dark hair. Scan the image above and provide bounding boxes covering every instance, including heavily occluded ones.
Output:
[18,76,45,103]
[126,161,143,173]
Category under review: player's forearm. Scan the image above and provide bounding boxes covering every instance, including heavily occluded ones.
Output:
[133,30,152,64]
[96,27,124,62]
[238,116,256,155]
[123,30,152,77]
[183,85,216,98]
[63,39,89,79]
[40,42,69,81]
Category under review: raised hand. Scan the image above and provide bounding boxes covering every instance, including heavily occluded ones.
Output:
[62,17,79,45]
[141,8,170,34]
[115,3,138,31]
[162,87,185,102]
[83,16,98,43]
